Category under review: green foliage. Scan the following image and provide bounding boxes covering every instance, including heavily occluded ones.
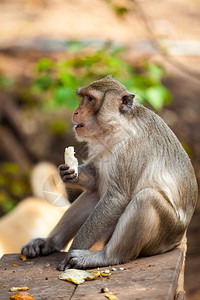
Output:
[0,163,31,215]
[32,44,171,111]
[103,0,130,17]
[0,73,14,88]
[34,74,53,91]
[36,58,53,72]
[49,119,69,135]
[182,142,193,159]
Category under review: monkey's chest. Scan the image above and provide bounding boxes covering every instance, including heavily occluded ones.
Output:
[97,159,111,198]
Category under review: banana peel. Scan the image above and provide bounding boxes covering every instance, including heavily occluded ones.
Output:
[59,269,111,284]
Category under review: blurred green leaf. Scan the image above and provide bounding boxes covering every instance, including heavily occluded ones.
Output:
[2,162,19,174]
[49,120,69,135]
[145,85,171,110]
[68,41,87,52]
[0,174,6,185]
[104,0,130,17]
[11,182,27,197]
[54,86,70,103]
[59,73,77,86]
[182,142,193,158]
[113,5,129,16]
[37,58,53,72]
[0,75,14,88]
[145,86,164,110]
[0,162,31,215]
[30,43,170,111]
[1,197,16,213]
[34,74,53,91]
[146,64,164,81]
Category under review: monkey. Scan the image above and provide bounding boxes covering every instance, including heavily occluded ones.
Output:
[21,76,198,271]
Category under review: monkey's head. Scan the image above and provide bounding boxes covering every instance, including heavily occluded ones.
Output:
[72,76,135,141]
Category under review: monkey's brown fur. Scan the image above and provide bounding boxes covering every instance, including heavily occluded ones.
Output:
[22,76,198,271]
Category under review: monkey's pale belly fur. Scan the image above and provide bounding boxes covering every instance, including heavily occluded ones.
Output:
[21,76,198,270]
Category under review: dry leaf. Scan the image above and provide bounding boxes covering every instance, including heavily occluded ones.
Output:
[12,264,19,267]
[20,255,27,261]
[59,269,100,284]
[59,268,112,285]
[10,287,29,292]
[10,292,34,300]
[105,293,118,300]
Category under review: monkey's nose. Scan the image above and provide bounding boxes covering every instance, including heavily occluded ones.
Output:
[74,111,78,115]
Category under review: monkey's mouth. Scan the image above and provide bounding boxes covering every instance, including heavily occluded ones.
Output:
[75,123,84,129]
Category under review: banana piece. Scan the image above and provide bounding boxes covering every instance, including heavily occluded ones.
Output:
[64,146,78,175]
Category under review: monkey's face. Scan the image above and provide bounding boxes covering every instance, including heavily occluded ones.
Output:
[72,89,103,140]
[73,77,135,141]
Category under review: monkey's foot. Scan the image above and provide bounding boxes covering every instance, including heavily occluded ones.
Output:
[21,238,56,258]
[57,250,106,270]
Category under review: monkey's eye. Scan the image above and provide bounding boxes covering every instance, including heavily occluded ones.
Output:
[87,95,95,102]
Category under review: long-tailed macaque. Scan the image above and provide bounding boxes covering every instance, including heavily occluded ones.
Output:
[22,76,198,271]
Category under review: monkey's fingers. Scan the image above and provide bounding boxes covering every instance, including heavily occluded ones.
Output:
[60,168,75,176]
[21,238,45,257]
[62,174,78,183]
[58,164,70,171]
[21,244,38,258]
[21,238,55,258]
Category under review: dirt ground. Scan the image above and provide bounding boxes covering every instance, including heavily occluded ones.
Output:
[1,0,200,41]
[0,0,200,299]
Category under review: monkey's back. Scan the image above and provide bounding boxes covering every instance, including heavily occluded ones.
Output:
[112,103,198,227]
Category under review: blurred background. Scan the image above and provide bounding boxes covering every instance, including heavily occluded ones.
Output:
[0,0,199,298]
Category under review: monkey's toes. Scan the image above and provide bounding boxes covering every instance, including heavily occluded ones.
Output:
[57,259,71,271]
[67,250,89,269]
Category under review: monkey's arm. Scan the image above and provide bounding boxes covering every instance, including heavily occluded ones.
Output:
[21,192,99,258]
[57,191,127,270]
[59,163,96,191]
[70,191,125,250]
[66,188,82,204]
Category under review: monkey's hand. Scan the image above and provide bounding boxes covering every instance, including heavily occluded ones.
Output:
[59,163,96,191]
[58,164,78,183]
[21,238,57,258]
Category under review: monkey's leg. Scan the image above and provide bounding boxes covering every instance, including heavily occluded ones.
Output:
[62,188,184,269]
[21,191,99,258]
[103,189,184,264]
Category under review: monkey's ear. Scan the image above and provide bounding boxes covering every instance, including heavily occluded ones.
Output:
[119,93,135,114]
